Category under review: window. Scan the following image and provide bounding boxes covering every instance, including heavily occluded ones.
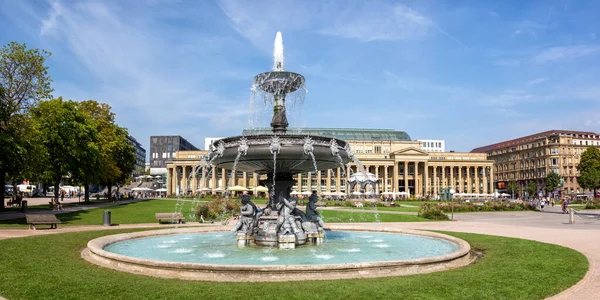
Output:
[162,152,166,158]
[173,152,176,158]
[550,148,559,154]
[551,158,558,166]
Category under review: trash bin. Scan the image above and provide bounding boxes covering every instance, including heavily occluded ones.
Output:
[21,200,28,213]
[103,210,111,226]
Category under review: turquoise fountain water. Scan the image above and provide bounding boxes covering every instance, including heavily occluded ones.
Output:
[104,231,458,265]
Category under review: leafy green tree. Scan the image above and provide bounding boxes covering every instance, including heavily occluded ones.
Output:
[527,180,537,199]
[507,180,518,198]
[30,98,98,203]
[545,171,561,194]
[0,42,53,210]
[77,101,135,201]
[577,146,600,197]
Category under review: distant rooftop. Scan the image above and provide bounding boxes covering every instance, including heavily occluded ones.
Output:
[471,130,600,153]
[242,128,411,141]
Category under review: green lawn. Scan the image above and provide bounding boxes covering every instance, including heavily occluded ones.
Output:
[0,229,587,300]
[0,199,202,228]
[321,210,428,222]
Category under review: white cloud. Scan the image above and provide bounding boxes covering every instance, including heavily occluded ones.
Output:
[533,45,600,63]
[527,77,548,86]
[319,3,433,42]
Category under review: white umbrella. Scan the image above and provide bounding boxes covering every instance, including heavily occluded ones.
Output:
[335,191,346,196]
[131,187,144,191]
[351,191,363,195]
[290,191,300,195]
[301,191,312,195]
[213,187,224,192]
[253,186,269,193]
[156,188,167,192]
[228,185,249,192]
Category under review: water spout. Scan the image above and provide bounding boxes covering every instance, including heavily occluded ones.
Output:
[273,31,284,71]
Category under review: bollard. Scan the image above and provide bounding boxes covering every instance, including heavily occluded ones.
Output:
[103,210,111,226]
[569,208,575,224]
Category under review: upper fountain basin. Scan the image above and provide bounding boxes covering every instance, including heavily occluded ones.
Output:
[254,71,305,94]
[209,134,351,174]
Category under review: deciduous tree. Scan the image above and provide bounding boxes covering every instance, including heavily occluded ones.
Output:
[30,98,98,203]
[0,42,53,210]
[578,146,600,197]
[545,171,561,194]
[527,180,537,199]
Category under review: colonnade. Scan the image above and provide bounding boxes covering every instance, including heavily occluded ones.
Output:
[166,161,494,198]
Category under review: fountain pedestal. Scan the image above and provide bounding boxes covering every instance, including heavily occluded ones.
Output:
[278,234,296,249]
[236,233,255,247]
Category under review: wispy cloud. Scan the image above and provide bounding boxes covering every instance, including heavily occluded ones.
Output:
[533,45,600,63]
[319,3,433,42]
[527,77,548,86]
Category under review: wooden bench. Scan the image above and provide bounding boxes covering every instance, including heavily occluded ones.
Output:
[155,213,184,224]
[26,214,61,230]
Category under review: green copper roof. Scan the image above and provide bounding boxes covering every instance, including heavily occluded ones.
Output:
[242,128,411,141]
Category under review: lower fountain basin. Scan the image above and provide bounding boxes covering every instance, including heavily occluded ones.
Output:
[83,226,474,282]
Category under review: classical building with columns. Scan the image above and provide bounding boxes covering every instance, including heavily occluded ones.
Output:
[166,128,494,198]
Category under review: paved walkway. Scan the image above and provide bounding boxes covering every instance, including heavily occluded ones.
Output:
[1,203,599,299]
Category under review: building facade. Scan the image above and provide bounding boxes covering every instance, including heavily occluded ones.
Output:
[149,135,198,175]
[471,130,600,196]
[127,135,146,176]
[166,128,494,198]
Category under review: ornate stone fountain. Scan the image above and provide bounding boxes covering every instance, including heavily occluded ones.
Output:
[203,32,353,248]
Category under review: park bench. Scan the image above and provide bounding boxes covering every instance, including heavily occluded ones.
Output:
[26,214,61,230]
[155,212,184,224]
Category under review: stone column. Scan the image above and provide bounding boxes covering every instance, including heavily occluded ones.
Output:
[466,166,471,194]
[297,172,302,193]
[182,166,188,195]
[326,169,332,192]
[167,167,173,195]
[336,168,341,193]
[403,161,409,194]
[414,161,420,197]
[383,166,388,192]
[221,168,227,190]
[424,162,429,197]
[317,170,322,194]
[483,167,488,194]
[243,172,248,187]
[458,166,463,193]
[474,166,480,194]
[393,162,399,193]
[449,166,454,191]
[490,166,494,193]
[441,166,446,191]
[432,166,437,196]
[307,172,312,192]
[253,172,259,187]
[191,166,197,194]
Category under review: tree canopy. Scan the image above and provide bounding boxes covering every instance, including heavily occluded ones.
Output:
[0,42,53,210]
[526,180,537,199]
[545,171,561,193]
[577,146,600,195]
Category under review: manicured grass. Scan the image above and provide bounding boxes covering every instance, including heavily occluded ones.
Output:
[320,210,432,222]
[0,229,587,300]
[0,199,202,228]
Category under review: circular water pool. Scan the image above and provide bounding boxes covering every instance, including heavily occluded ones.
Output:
[104,231,459,265]
[83,226,473,282]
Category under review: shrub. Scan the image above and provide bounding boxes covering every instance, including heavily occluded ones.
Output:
[426,201,536,213]
[195,197,240,221]
[418,204,449,220]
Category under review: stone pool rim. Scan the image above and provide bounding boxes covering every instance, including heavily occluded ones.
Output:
[82,225,474,282]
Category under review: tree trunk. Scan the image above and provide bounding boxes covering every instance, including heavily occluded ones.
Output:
[54,182,60,203]
[84,182,90,202]
[0,170,5,211]
[107,185,112,201]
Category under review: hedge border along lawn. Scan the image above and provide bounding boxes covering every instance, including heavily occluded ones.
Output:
[0,229,587,300]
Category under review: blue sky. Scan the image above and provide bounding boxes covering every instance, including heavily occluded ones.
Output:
[1,0,599,154]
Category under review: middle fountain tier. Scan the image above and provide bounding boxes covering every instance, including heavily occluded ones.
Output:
[205,31,353,248]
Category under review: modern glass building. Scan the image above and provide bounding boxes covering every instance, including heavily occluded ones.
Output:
[242,128,411,141]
